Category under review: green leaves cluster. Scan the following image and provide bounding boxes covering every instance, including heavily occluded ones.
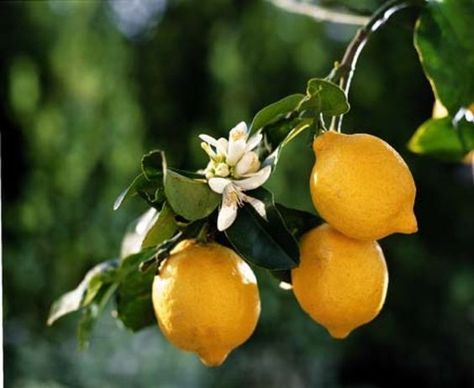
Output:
[48,77,348,346]
[250,78,349,167]
[411,0,474,161]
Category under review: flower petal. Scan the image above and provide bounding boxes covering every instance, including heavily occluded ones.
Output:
[208,177,231,194]
[226,139,246,166]
[229,122,248,141]
[216,138,228,155]
[199,134,218,146]
[245,133,263,152]
[243,195,267,221]
[234,165,272,191]
[217,195,238,231]
[234,151,260,177]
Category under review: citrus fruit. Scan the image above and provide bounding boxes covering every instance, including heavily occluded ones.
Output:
[310,130,417,240]
[292,224,388,339]
[152,240,260,367]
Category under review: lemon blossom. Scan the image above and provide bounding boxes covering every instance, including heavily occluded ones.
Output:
[199,121,271,231]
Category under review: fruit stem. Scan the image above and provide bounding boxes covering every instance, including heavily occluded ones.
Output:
[328,0,425,132]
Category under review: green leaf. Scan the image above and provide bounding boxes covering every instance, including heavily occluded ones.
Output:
[116,266,156,332]
[415,0,474,114]
[275,204,321,240]
[113,173,165,210]
[225,188,299,270]
[114,150,167,210]
[250,94,305,133]
[267,205,320,285]
[142,150,165,180]
[263,118,313,168]
[114,174,147,210]
[164,169,220,221]
[299,78,350,116]
[118,247,158,277]
[47,259,119,326]
[263,117,305,152]
[142,202,178,249]
[408,116,474,161]
[116,248,160,331]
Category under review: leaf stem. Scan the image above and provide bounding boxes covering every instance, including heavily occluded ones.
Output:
[329,0,425,132]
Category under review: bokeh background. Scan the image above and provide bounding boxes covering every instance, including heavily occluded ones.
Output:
[2,0,473,387]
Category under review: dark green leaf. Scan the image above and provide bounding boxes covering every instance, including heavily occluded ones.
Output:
[263,118,313,168]
[118,247,158,277]
[141,150,165,180]
[250,94,305,133]
[164,169,220,221]
[47,259,119,326]
[275,204,321,240]
[225,188,299,270]
[113,173,165,210]
[116,247,160,331]
[168,168,205,180]
[142,202,178,249]
[114,174,147,210]
[263,117,305,152]
[415,0,474,113]
[408,117,474,161]
[299,78,350,116]
[116,265,156,331]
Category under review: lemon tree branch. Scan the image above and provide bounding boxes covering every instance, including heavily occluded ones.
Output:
[328,0,426,131]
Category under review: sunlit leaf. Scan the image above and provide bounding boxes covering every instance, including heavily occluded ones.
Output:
[141,202,178,249]
[409,116,474,161]
[47,259,119,326]
[114,174,148,210]
[415,0,474,114]
[299,78,350,116]
[164,169,220,221]
[250,94,305,133]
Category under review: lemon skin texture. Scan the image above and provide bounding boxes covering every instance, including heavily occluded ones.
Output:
[292,224,388,339]
[152,240,260,367]
[310,131,417,240]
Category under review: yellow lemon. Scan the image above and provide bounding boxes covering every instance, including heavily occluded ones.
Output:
[152,240,260,367]
[292,224,388,339]
[310,131,417,240]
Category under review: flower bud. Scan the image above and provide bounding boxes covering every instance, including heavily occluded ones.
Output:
[214,163,230,177]
[234,151,260,177]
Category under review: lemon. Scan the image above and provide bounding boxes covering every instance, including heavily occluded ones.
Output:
[292,224,388,339]
[310,131,417,240]
[152,240,260,367]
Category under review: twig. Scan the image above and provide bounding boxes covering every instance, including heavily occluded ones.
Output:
[329,0,423,131]
[268,0,370,26]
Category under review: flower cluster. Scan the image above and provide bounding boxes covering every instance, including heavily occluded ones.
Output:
[200,122,271,231]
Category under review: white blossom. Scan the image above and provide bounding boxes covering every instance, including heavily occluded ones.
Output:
[199,122,270,231]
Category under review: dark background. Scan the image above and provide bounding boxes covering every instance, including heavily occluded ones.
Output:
[2,0,473,387]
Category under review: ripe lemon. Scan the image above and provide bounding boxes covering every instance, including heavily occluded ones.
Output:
[310,131,417,240]
[152,240,260,367]
[292,224,388,339]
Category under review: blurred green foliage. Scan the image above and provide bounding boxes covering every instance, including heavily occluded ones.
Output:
[2,0,473,387]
